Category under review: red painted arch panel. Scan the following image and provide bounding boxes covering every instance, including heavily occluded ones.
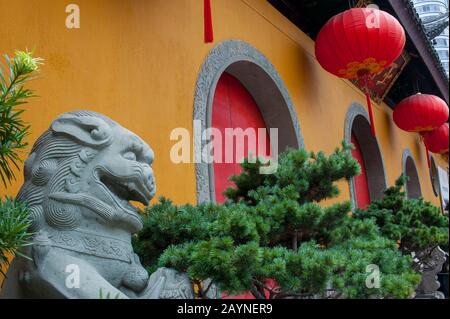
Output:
[351,133,371,209]
[212,72,270,204]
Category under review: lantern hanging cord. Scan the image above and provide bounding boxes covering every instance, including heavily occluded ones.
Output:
[414,79,421,94]
[360,73,377,137]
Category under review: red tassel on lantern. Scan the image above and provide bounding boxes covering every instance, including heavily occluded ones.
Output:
[204,0,214,43]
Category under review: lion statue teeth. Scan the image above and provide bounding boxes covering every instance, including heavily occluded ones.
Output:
[0,110,218,299]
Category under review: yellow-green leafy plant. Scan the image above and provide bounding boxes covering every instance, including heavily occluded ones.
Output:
[0,49,43,187]
[1,50,42,281]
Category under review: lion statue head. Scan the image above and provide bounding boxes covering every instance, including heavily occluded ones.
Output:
[18,110,156,234]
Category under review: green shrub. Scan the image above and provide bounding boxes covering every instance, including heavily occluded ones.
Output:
[354,176,449,253]
[0,198,33,278]
[134,143,420,298]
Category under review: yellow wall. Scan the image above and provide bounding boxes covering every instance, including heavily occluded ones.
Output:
[0,0,447,208]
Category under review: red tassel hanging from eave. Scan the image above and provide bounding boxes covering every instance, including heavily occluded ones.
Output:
[204,0,214,43]
[365,92,376,137]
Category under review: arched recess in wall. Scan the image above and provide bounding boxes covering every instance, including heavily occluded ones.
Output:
[429,156,440,197]
[193,40,304,203]
[402,149,422,199]
[344,104,387,209]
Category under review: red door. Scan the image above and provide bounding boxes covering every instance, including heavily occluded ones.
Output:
[212,72,270,203]
[212,72,270,299]
[351,134,371,209]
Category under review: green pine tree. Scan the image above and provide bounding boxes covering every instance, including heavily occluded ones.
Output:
[354,175,449,253]
[134,142,421,299]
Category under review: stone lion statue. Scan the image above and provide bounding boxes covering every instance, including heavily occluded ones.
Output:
[0,111,218,299]
[413,246,447,299]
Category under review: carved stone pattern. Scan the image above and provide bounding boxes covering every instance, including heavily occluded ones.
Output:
[50,231,133,263]
[159,277,194,299]
[415,246,447,298]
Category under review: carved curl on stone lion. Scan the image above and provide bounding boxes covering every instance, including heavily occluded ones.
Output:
[1,111,219,299]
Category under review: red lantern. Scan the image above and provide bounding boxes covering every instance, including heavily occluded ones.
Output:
[393,94,449,133]
[422,123,449,154]
[315,8,406,137]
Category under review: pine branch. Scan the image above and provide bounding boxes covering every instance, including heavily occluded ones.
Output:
[0,197,33,279]
[134,146,423,299]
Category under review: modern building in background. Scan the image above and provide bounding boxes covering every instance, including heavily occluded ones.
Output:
[412,0,450,76]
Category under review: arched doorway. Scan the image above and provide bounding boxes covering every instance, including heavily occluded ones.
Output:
[212,73,270,203]
[193,40,304,203]
[345,104,387,209]
[402,149,422,199]
[193,41,303,299]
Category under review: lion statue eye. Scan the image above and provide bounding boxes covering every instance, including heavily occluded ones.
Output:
[123,151,137,161]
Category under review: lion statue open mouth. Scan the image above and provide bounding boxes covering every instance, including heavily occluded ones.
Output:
[0,110,218,299]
